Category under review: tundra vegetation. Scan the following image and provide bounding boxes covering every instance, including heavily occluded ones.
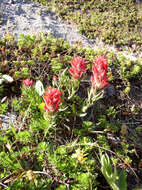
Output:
[32,0,142,51]
[0,0,142,189]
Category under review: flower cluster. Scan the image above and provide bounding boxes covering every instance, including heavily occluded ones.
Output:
[43,88,62,113]
[23,55,109,115]
[91,56,109,90]
[69,57,87,79]
[23,79,33,86]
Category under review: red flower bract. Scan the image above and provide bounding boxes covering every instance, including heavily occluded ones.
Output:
[43,88,62,113]
[91,56,109,90]
[53,75,58,80]
[23,79,33,86]
[69,57,87,79]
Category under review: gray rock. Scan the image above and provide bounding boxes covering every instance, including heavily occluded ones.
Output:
[0,0,141,61]
[106,85,116,96]
[136,0,142,4]
[0,112,17,130]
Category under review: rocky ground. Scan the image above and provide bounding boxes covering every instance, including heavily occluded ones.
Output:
[0,0,142,61]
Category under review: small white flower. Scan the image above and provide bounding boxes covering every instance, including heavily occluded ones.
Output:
[2,75,14,83]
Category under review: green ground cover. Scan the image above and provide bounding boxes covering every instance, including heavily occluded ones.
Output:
[32,0,142,51]
[0,34,142,189]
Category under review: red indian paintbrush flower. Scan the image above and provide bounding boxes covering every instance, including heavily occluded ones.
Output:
[91,56,109,90]
[53,75,58,81]
[69,57,87,79]
[23,79,33,86]
[43,88,62,113]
